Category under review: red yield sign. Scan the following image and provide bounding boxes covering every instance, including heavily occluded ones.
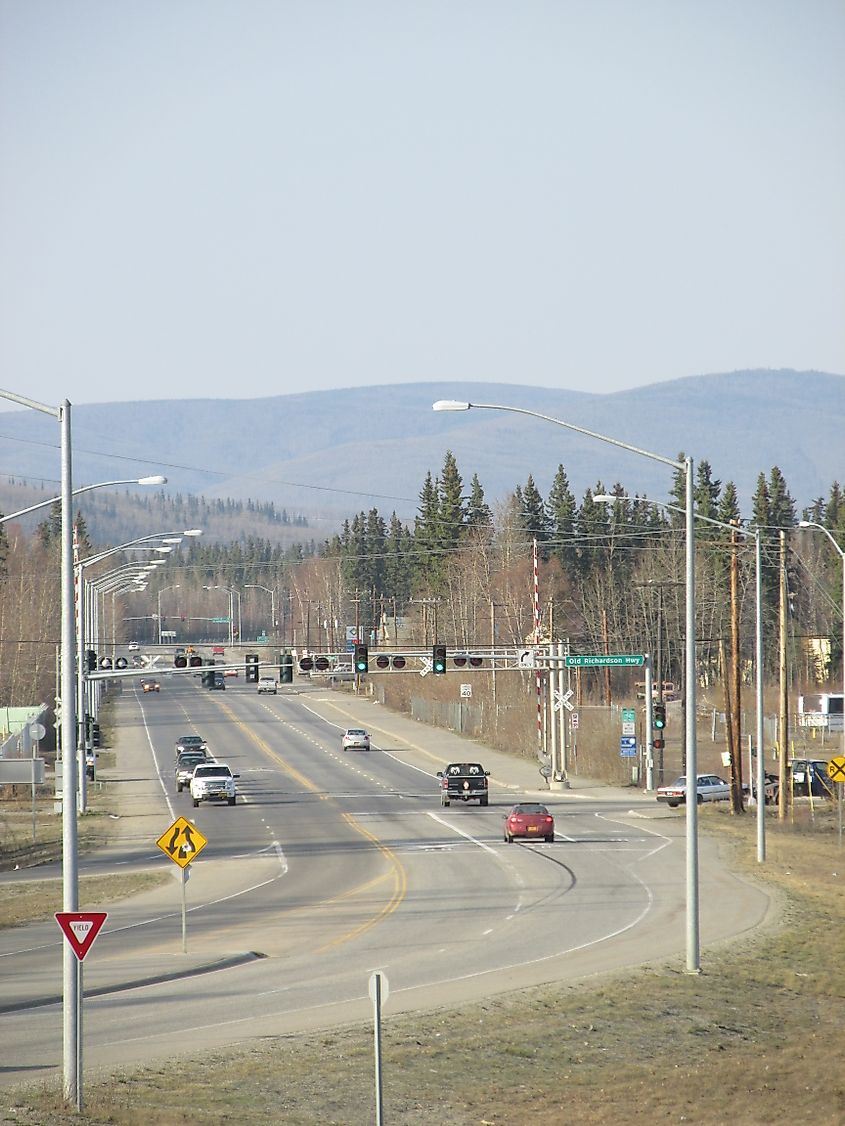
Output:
[55,911,108,961]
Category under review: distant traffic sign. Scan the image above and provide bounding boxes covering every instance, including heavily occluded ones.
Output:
[567,655,645,668]
[55,912,108,961]
[156,817,208,869]
[622,708,637,723]
[620,736,637,758]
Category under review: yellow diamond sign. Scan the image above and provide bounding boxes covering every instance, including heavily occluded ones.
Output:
[156,816,208,868]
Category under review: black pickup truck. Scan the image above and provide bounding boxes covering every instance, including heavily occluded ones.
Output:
[437,762,490,806]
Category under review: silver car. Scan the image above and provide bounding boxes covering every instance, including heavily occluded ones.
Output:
[656,774,730,807]
[342,728,370,751]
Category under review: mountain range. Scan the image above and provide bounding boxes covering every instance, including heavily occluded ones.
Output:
[0,369,841,533]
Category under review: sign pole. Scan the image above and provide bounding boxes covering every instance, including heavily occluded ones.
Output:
[182,868,188,954]
[76,960,83,1112]
[369,971,388,1126]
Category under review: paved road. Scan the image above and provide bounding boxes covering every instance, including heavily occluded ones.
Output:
[0,674,773,1086]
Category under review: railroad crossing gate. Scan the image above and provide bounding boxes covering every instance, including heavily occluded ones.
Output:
[156,816,208,868]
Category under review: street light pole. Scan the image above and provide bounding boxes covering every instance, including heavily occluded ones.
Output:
[157,585,181,645]
[0,475,167,525]
[434,399,700,972]
[798,521,845,758]
[245,584,277,639]
[0,388,79,1104]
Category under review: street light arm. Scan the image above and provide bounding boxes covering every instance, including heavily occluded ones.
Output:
[799,520,845,558]
[78,528,201,569]
[433,400,683,471]
[0,387,59,417]
[0,476,167,525]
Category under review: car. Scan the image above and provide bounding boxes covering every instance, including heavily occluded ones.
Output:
[85,749,97,781]
[257,676,277,694]
[504,803,555,843]
[190,762,239,807]
[211,672,226,690]
[127,642,140,652]
[175,734,208,758]
[175,749,212,792]
[789,759,835,798]
[436,762,490,806]
[342,728,370,751]
[656,774,731,807]
[142,679,160,693]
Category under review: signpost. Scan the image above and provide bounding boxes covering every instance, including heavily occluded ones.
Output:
[828,756,845,849]
[157,817,209,952]
[55,911,108,1110]
[369,971,389,1126]
[566,654,645,668]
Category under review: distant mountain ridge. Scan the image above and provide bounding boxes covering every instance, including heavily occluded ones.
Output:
[0,370,841,529]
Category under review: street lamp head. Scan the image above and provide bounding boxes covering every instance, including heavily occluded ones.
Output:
[798,520,812,528]
[160,537,183,545]
[154,546,173,554]
[183,529,203,537]
[137,475,167,486]
[432,400,471,412]
[592,494,616,503]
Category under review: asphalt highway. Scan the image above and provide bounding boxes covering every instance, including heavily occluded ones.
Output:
[0,672,773,1086]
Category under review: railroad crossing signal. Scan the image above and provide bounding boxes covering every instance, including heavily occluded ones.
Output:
[156,816,208,869]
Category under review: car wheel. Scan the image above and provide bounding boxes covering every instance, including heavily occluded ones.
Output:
[697,794,704,805]
[504,832,513,843]
[545,835,554,844]
[177,783,183,793]
[228,796,236,806]
[668,801,679,808]
[192,798,199,807]
[480,796,488,806]
[442,798,450,807]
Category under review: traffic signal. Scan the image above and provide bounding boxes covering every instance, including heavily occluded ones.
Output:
[653,702,666,730]
[354,643,369,674]
[279,652,293,684]
[432,644,447,674]
[86,650,96,673]
[174,654,188,668]
[374,655,407,670]
[245,654,260,683]
[653,737,665,751]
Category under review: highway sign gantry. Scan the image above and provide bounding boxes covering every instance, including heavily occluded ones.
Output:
[156,816,208,868]
[55,912,108,961]
[566,654,645,668]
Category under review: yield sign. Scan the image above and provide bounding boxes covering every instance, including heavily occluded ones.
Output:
[55,912,108,961]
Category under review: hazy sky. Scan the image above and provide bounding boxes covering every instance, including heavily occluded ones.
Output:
[1,0,843,409]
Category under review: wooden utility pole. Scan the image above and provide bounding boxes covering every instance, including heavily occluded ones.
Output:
[720,638,742,812]
[778,530,790,820]
[730,524,744,811]
[601,608,612,706]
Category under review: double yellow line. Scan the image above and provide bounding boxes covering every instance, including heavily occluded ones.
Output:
[218,699,407,953]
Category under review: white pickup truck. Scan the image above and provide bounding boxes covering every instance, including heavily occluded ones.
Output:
[190,763,239,807]
[257,676,277,694]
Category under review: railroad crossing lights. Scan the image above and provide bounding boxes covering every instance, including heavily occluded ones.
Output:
[156,816,208,868]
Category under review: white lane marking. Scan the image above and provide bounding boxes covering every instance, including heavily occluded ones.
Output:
[426,811,500,857]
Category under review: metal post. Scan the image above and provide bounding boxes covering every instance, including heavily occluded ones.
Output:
[754,527,766,862]
[644,655,654,791]
[60,400,80,1104]
[684,457,699,973]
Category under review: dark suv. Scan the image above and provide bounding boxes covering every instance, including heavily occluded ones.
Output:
[437,762,490,807]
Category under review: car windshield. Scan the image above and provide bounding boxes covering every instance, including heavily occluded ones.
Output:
[347,730,366,737]
[195,765,231,779]
[180,736,203,745]
[512,804,549,816]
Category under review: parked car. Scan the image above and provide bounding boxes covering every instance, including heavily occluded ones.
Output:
[257,676,277,695]
[342,728,370,751]
[789,759,835,798]
[190,762,239,807]
[437,762,490,806]
[175,734,208,758]
[142,679,160,693]
[504,803,555,843]
[127,642,140,652]
[175,750,212,792]
[656,774,730,807]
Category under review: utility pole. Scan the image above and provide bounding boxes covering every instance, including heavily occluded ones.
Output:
[729,524,744,812]
[778,530,790,821]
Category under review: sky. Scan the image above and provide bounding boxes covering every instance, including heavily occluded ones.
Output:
[1,0,843,410]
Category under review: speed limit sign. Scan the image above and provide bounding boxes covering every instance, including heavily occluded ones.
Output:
[571,712,579,729]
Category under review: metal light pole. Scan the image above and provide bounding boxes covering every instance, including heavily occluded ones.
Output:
[245,584,277,638]
[157,585,181,645]
[0,389,79,1103]
[798,521,845,759]
[434,399,700,972]
[0,475,166,526]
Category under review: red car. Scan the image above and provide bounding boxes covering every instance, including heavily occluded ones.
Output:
[504,803,555,843]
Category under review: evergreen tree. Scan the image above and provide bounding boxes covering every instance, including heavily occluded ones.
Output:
[547,464,579,578]
[464,473,493,541]
[521,475,551,558]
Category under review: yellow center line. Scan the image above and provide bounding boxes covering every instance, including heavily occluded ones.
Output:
[216,698,408,950]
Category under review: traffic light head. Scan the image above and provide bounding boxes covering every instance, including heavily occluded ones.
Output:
[354,643,369,674]
[653,702,666,730]
[433,644,447,674]
[86,650,96,673]
[245,654,260,683]
[280,652,293,684]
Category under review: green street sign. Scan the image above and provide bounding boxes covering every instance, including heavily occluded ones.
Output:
[622,708,637,722]
[565,654,645,668]
[211,616,230,624]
